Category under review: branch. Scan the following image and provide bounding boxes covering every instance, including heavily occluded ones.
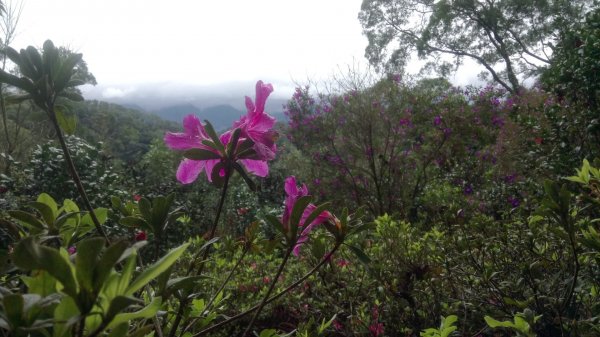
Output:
[506,28,551,64]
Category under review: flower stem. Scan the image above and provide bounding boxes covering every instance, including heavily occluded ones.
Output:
[168,172,231,337]
[180,243,249,336]
[49,107,110,243]
[242,246,293,337]
[194,243,341,337]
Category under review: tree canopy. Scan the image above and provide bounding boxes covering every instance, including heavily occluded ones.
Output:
[359,0,595,93]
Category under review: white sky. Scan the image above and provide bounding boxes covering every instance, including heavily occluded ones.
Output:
[9,0,370,99]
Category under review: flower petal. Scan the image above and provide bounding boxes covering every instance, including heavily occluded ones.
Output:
[240,159,269,177]
[176,159,204,184]
[164,132,193,150]
[254,80,274,115]
[203,159,220,182]
[245,96,255,115]
[182,114,208,138]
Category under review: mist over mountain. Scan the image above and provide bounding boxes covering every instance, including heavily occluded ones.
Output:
[80,81,290,128]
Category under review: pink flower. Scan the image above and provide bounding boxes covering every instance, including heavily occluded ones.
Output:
[164,81,277,184]
[67,246,76,255]
[133,194,141,202]
[332,320,343,331]
[232,80,278,161]
[369,322,384,336]
[283,176,331,256]
[135,231,147,241]
[336,259,350,268]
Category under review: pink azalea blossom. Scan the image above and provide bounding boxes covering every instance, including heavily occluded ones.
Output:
[369,322,384,337]
[164,81,277,184]
[232,80,278,161]
[283,176,331,256]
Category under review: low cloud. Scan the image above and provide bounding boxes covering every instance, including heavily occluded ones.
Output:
[101,86,136,99]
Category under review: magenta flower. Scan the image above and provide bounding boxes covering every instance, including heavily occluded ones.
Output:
[283,176,331,256]
[369,322,384,337]
[232,80,278,161]
[164,81,277,184]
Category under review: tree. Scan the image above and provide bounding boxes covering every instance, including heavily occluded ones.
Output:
[359,0,595,93]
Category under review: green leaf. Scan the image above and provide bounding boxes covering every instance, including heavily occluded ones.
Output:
[265,214,286,237]
[13,238,77,297]
[54,52,82,93]
[484,315,514,328]
[29,201,56,230]
[37,193,58,220]
[107,297,162,329]
[226,127,242,157]
[259,329,279,337]
[119,216,150,230]
[289,195,312,238]
[8,210,45,230]
[203,120,224,153]
[183,148,221,160]
[75,237,106,292]
[125,242,189,295]
[138,198,152,222]
[107,323,129,337]
[53,296,79,337]
[105,296,141,322]
[3,293,24,328]
[346,245,371,265]
[94,240,130,292]
[232,162,256,191]
[22,270,57,297]
[55,108,77,135]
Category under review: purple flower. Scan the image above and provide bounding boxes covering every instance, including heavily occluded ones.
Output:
[463,185,473,195]
[508,196,520,207]
[433,115,442,126]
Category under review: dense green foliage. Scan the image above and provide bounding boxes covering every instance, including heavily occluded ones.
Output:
[1,1,600,337]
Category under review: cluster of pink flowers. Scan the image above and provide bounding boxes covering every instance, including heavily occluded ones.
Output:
[164,81,277,184]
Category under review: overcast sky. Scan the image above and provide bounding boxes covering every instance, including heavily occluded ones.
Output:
[8,0,370,104]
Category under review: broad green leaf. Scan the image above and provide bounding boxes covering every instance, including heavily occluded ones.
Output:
[53,296,79,337]
[13,238,77,297]
[125,242,189,295]
[107,297,162,329]
[22,270,57,297]
[138,198,152,222]
[107,323,129,337]
[37,193,58,220]
[8,210,45,230]
[104,296,141,322]
[94,240,130,292]
[75,237,105,292]
[484,315,514,328]
[28,201,56,230]
[3,294,24,328]
[119,216,150,230]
